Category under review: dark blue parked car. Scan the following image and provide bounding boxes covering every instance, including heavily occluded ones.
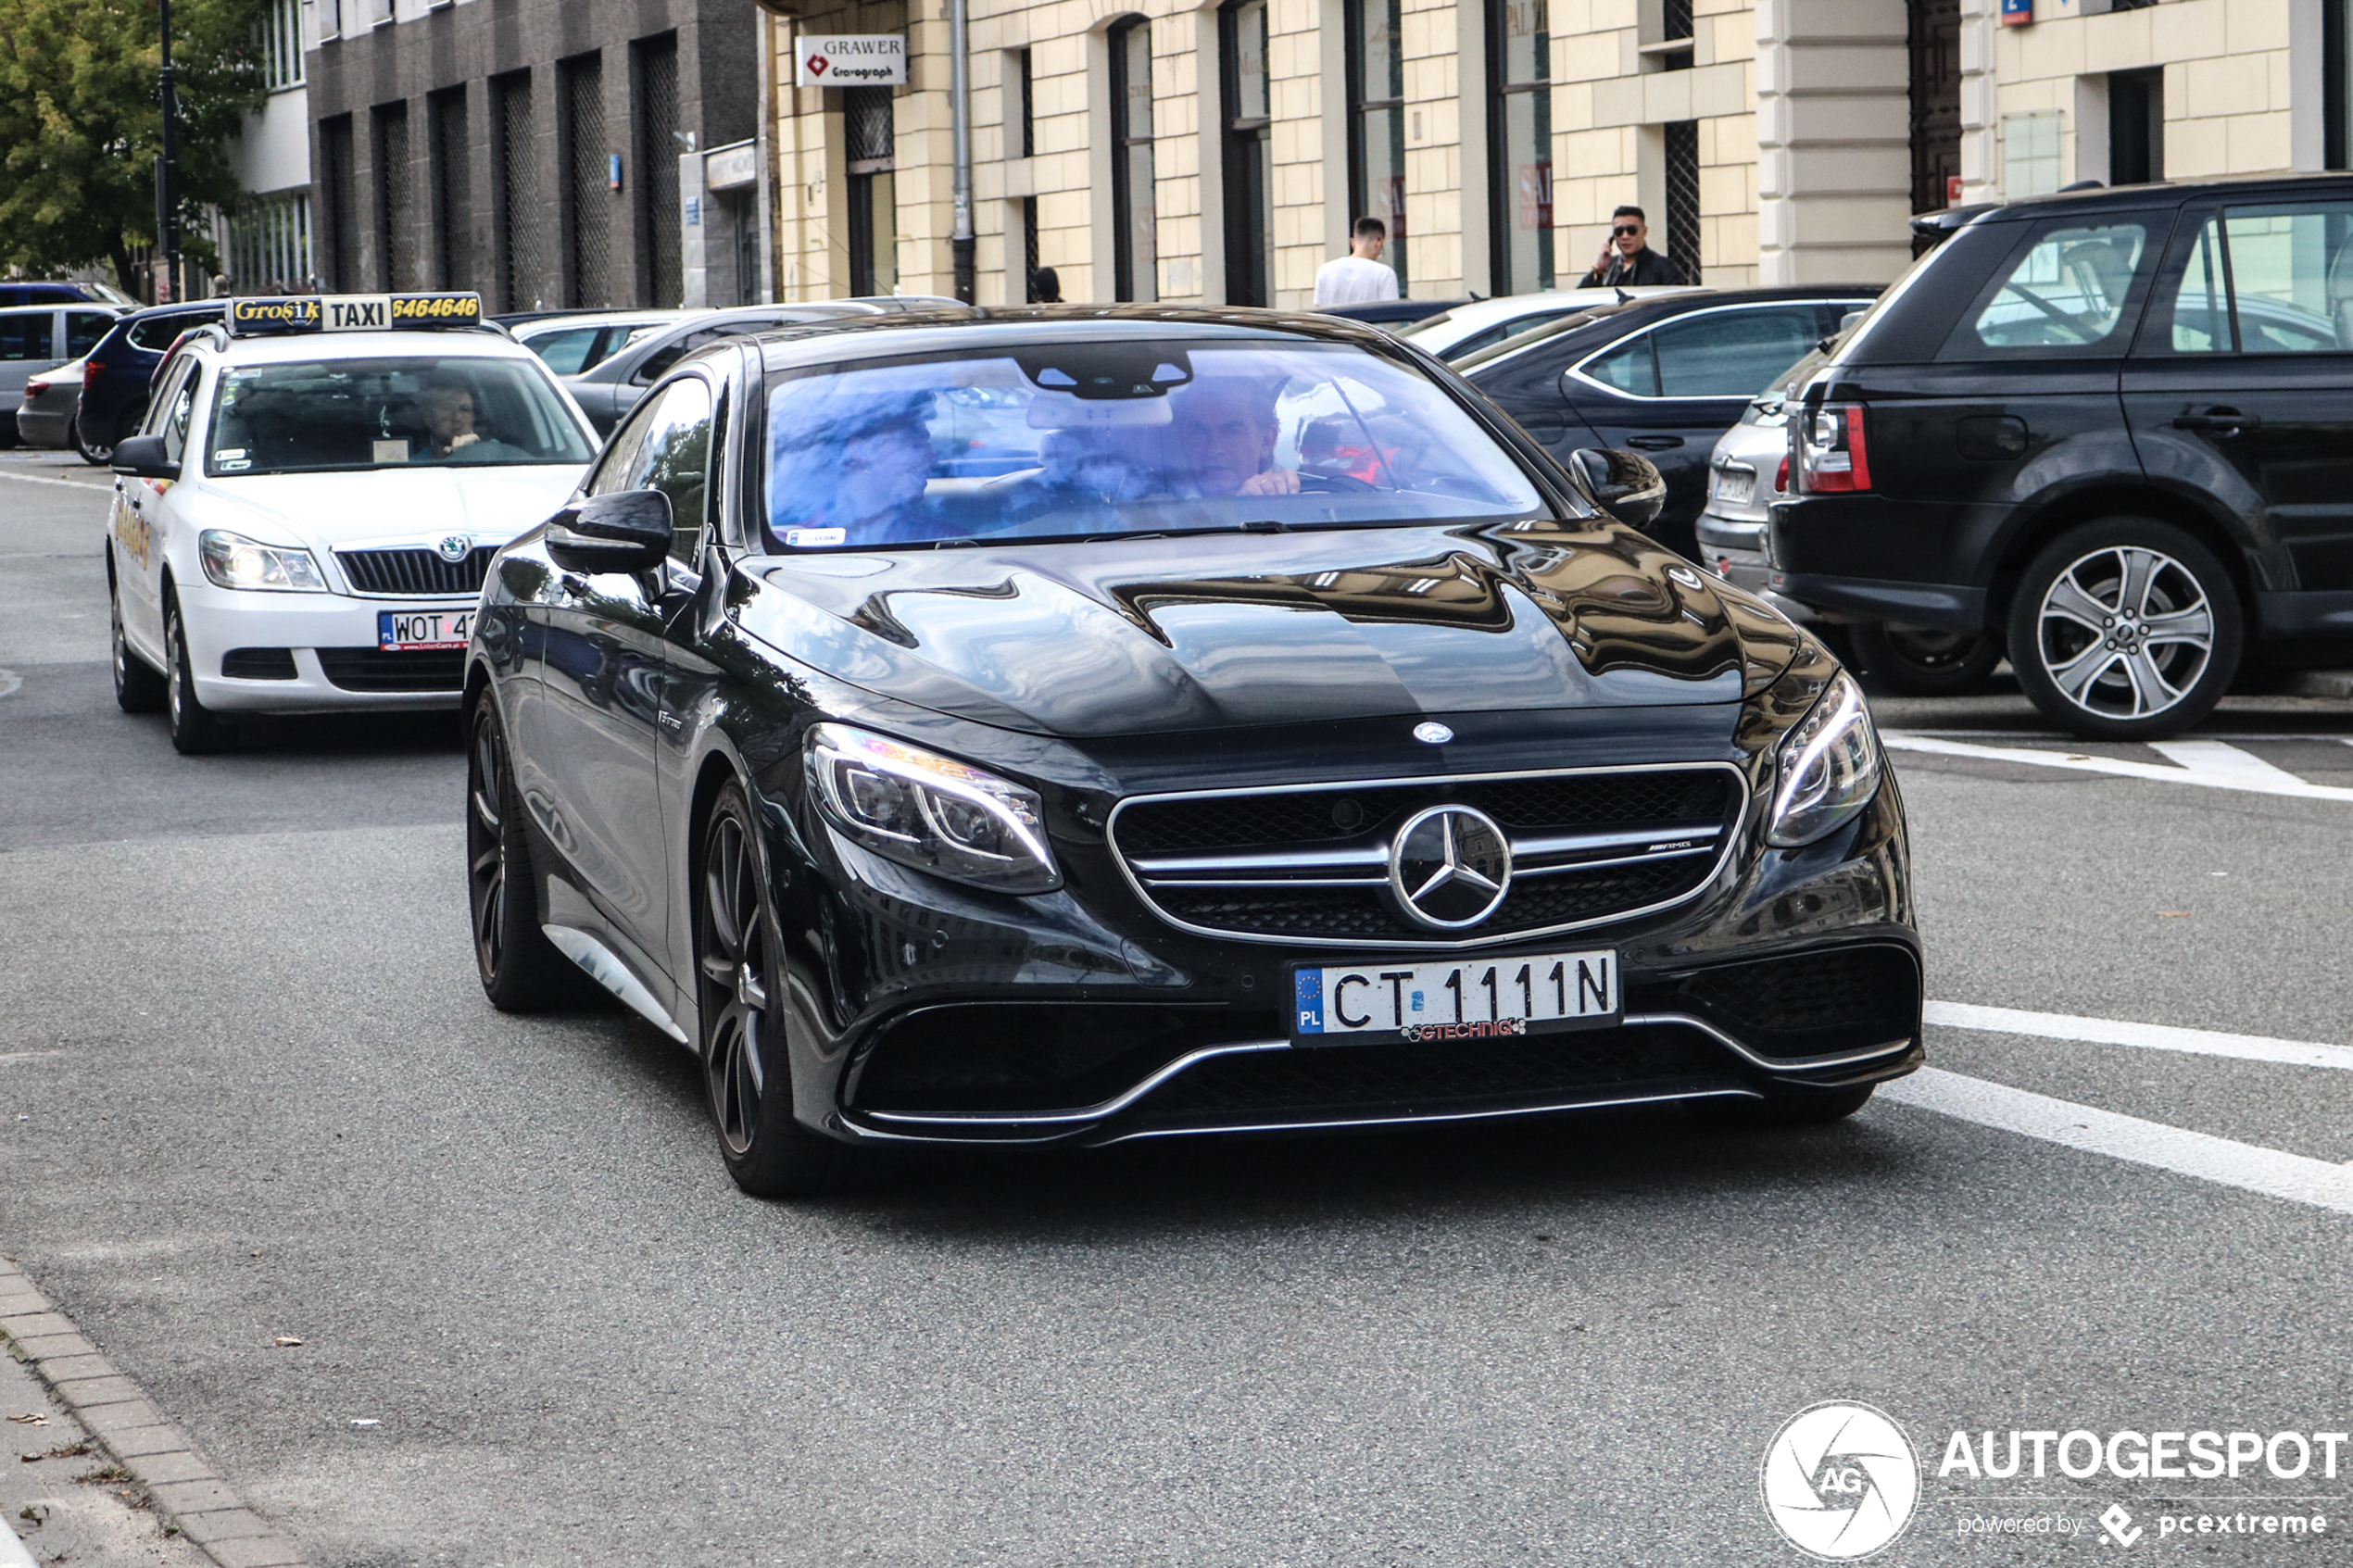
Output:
[73,303,222,461]
[0,282,120,308]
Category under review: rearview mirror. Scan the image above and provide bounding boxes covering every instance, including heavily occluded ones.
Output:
[1566,447,1666,530]
[547,488,672,575]
[111,433,176,480]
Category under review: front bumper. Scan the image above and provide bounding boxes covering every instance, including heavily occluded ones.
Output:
[178,577,472,713]
[774,763,1919,1148]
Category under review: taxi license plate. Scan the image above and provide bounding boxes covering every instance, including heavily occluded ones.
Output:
[1292,949,1618,1046]
[378,608,472,651]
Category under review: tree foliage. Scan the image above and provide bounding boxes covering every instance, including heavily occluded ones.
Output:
[0,0,270,294]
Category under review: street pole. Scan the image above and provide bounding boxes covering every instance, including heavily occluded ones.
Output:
[949,0,974,303]
[157,0,181,303]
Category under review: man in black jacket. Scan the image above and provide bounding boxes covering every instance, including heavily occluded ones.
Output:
[1580,206,1688,287]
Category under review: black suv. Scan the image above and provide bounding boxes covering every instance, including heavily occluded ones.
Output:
[1769,174,2353,738]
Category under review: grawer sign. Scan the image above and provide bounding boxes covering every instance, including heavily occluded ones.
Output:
[793,35,907,87]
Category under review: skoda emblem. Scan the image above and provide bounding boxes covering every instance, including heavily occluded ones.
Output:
[1387,805,1512,930]
[1413,721,1453,745]
[435,533,473,563]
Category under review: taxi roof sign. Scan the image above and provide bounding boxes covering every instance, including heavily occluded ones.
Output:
[226,292,484,336]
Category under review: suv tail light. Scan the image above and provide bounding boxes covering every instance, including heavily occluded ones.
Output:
[83,360,103,390]
[1796,404,1871,493]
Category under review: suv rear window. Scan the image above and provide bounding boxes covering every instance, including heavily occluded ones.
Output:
[1940,221,2154,358]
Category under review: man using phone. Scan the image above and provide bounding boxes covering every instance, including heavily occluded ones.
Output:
[1581,206,1688,287]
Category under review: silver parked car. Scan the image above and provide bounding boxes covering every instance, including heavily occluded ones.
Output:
[16,353,91,449]
[0,303,122,445]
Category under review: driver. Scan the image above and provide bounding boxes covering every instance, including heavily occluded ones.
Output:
[412,382,521,462]
[1172,379,1300,497]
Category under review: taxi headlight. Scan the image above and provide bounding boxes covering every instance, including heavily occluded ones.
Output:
[1765,671,1883,847]
[806,722,1061,895]
[198,529,326,593]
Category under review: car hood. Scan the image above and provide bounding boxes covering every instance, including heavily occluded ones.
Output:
[173,466,585,549]
[734,521,1804,738]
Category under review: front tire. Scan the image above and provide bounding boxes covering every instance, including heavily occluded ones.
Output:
[1852,621,2004,696]
[2008,519,2241,741]
[163,594,235,754]
[697,784,858,1198]
[110,574,165,713]
[467,693,586,1010]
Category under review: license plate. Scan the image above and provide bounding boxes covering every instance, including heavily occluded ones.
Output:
[1714,469,1754,506]
[1292,949,1619,1046]
[377,608,472,651]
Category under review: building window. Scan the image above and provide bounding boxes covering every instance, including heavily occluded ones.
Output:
[635,34,683,307]
[1345,0,1407,293]
[321,113,358,291]
[261,0,304,90]
[1907,0,1960,215]
[429,87,471,290]
[225,189,312,292]
[561,54,610,307]
[372,101,413,291]
[845,86,898,296]
[1664,118,1700,284]
[1221,0,1273,307]
[1021,195,1040,299]
[2331,0,2349,169]
[1999,109,2062,200]
[495,69,548,311]
[2108,69,2162,186]
[1012,48,1034,158]
[1111,19,1156,303]
[1490,0,1553,294]
[1656,0,1692,70]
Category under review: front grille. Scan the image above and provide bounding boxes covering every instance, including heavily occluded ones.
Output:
[1112,767,1744,944]
[1124,1022,1723,1128]
[334,545,496,596]
[220,646,296,680]
[315,647,465,693]
[1652,944,1920,1060]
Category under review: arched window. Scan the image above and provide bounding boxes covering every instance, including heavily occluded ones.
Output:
[1345,0,1407,293]
[1110,19,1157,301]
[1489,0,1554,294]
[1220,0,1273,306]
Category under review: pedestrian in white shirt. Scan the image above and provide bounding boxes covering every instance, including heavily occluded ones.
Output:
[1314,218,1401,307]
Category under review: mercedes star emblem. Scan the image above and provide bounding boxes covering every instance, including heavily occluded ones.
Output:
[436,534,474,563]
[1387,805,1513,930]
[1413,721,1453,745]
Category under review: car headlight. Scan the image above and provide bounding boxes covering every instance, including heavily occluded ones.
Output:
[1765,670,1883,847]
[198,529,326,592]
[806,723,1062,894]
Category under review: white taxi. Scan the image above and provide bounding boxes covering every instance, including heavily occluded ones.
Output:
[105,293,601,752]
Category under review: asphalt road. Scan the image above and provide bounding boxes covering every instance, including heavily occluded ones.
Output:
[6,450,2353,1566]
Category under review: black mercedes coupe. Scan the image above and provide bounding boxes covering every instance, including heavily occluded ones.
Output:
[463,307,1920,1196]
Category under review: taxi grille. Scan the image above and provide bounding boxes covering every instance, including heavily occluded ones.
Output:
[1111,767,1744,946]
[316,648,466,693]
[335,545,497,597]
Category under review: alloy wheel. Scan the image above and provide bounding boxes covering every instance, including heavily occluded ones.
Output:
[698,809,772,1159]
[467,706,510,981]
[2032,546,2215,722]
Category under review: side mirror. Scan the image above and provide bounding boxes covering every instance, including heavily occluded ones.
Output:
[1566,447,1667,530]
[547,488,672,575]
[111,433,176,480]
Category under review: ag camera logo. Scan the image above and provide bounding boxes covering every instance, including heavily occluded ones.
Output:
[1761,1401,1920,1560]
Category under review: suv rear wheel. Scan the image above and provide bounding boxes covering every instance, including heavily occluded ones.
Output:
[2008,519,2241,741]
[1852,622,2004,696]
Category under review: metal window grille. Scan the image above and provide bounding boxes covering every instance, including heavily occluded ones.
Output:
[845,86,896,166]
[1661,0,1692,40]
[1013,49,1034,159]
[430,88,471,290]
[1023,195,1039,300]
[636,36,682,307]
[322,115,359,291]
[225,190,312,292]
[563,56,610,307]
[373,102,414,291]
[1664,117,1702,285]
[497,72,551,311]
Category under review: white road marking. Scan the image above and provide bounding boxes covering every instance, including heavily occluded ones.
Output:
[1925,1000,2353,1072]
[0,469,111,492]
[2149,739,2311,788]
[0,669,18,700]
[1882,731,2353,802]
[1882,1067,2353,1217]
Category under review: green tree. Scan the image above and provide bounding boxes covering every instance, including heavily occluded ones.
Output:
[0,0,269,295]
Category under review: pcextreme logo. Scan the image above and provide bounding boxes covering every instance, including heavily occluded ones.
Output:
[1761,1401,1921,1561]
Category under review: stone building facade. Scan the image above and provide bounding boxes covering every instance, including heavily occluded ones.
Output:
[757,0,2353,309]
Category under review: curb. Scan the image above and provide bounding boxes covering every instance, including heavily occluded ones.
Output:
[0,1257,308,1568]
[2288,670,2353,700]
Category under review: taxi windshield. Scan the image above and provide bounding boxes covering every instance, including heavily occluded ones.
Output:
[205,356,597,477]
[761,341,1547,551]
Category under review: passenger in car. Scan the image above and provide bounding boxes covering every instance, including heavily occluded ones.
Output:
[772,395,951,546]
[1171,379,1300,496]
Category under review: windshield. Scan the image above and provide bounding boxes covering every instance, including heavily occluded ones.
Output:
[205,356,598,477]
[761,342,1545,550]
